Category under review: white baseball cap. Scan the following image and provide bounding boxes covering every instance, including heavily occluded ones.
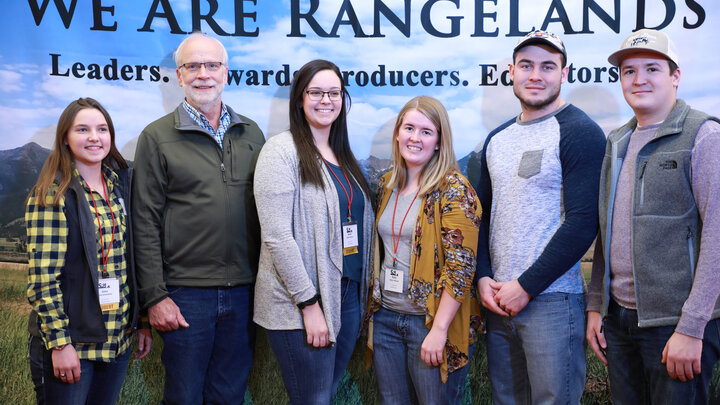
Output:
[608,29,679,67]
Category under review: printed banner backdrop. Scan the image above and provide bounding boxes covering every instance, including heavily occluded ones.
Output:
[1,0,719,239]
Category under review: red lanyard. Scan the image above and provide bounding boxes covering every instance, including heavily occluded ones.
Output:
[87,174,116,278]
[391,188,420,268]
[322,158,354,221]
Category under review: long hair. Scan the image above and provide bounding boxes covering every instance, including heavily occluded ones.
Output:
[386,96,459,196]
[288,59,370,196]
[29,98,128,207]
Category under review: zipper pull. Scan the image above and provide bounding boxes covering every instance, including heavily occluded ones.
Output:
[220,163,227,182]
[687,226,693,239]
[639,161,648,179]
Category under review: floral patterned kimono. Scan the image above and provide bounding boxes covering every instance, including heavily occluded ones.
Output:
[366,169,483,382]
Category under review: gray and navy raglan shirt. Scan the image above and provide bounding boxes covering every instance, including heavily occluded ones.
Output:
[468,104,606,297]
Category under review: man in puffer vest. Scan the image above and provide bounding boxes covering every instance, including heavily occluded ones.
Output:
[586,28,720,404]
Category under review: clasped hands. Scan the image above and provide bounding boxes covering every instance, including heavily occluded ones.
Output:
[477,277,531,317]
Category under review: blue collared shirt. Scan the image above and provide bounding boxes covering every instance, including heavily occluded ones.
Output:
[182,100,231,147]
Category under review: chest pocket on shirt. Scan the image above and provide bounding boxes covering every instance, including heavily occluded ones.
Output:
[517,149,544,179]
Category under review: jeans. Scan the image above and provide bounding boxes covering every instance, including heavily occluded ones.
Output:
[160,285,255,405]
[266,279,361,405]
[28,334,130,405]
[603,299,720,405]
[486,292,586,405]
[372,307,471,405]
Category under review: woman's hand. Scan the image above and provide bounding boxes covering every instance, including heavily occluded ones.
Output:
[134,328,153,359]
[301,302,330,347]
[421,326,447,367]
[52,344,81,384]
[420,289,461,367]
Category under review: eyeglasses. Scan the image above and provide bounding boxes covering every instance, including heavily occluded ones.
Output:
[178,62,224,72]
[305,89,342,101]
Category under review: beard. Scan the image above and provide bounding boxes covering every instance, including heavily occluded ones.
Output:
[185,86,222,110]
[513,83,561,110]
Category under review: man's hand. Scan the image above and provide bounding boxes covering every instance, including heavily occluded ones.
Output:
[148,297,189,331]
[586,311,607,365]
[477,276,509,316]
[301,302,330,348]
[493,280,531,316]
[662,332,703,381]
[52,344,81,384]
[134,328,153,358]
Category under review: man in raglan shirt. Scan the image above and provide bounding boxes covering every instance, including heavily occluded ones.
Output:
[467,30,606,404]
[586,29,720,404]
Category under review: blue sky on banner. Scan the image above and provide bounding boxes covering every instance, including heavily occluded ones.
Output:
[2,1,719,160]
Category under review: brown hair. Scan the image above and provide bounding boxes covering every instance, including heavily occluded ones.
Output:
[29,98,128,207]
[288,59,369,195]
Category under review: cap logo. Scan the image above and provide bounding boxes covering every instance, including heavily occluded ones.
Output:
[515,30,567,61]
[609,29,678,67]
[630,36,649,46]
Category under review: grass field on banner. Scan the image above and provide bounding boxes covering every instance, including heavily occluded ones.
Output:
[2,264,719,404]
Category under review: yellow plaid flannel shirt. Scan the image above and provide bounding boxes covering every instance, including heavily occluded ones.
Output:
[26,166,132,361]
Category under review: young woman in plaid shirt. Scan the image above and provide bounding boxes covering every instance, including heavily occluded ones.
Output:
[26,98,151,404]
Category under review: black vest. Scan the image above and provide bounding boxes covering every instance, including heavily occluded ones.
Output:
[29,168,140,344]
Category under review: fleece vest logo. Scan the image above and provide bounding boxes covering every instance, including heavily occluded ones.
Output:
[659,160,678,170]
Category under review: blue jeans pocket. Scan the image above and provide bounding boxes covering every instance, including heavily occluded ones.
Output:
[532,292,568,303]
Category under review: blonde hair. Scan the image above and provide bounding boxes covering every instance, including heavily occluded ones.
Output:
[386,96,458,196]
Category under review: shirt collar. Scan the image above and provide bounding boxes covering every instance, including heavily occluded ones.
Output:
[72,164,118,193]
[182,100,229,132]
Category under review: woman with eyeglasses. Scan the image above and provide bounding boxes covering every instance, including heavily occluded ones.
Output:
[365,96,482,404]
[26,98,151,404]
[253,59,374,404]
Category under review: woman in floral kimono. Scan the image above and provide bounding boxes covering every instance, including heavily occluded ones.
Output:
[366,96,482,404]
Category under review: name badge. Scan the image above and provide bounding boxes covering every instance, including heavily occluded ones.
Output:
[384,267,403,293]
[342,221,359,256]
[98,278,120,311]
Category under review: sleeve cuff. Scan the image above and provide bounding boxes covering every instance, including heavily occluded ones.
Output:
[138,313,151,330]
[675,311,710,339]
[292,287,318,306]
[45,334,72,350]
[517,274,542,298]
[437,276,469,303]
[140,284,169,309]
[586,292,603,313]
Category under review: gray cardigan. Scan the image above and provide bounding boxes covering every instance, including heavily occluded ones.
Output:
[253,131,374,342]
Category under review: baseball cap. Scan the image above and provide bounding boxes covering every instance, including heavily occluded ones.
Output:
[608,29,679,67]
[514,30,567,63]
